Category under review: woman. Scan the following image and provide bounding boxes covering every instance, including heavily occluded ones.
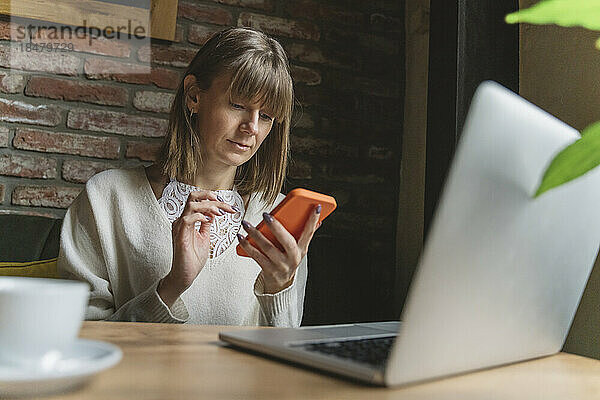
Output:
[58,27,320,327]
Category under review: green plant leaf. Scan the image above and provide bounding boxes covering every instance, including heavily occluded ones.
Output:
[506,0,600,31]
[535,121,600,197]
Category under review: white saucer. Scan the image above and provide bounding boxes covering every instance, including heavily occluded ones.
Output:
[0,339,122,397]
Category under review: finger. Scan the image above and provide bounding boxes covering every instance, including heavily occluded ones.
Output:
[188,202,229,217]
[238,232,297,293]
[214,201,240,214]
[297,204,321,252]
[188,199,239,216]
[188,190,219,202]
[197,213,212,236]
[199,198,240,214]
[226,203,241,214]
[237,233,271,267]
[173,213,211,243]
[181,190,219,217]
[212,193,240,214]
[260,212,300,255]
[241,220,284,262]
[182,213,212,226]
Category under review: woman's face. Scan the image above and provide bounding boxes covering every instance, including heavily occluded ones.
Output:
[192,74,275,170]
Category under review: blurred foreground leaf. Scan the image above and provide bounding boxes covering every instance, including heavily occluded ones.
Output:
[506,0,600,49]
[535,121,600,197]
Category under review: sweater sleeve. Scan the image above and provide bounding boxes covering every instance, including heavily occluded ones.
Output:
[57,185,189,324]
[253,253,308,327]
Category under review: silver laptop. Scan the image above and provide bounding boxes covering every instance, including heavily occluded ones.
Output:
[219,81,600,386]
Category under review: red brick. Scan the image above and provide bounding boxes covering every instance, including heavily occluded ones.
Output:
[174,24,185,43]
[0,154,57,179]
[333,211,391,235]
[357,122,400,141]
[288,1,365,26]
[210,0,274,11]
[33,28,132,58]
[178,2,233,25]
[325,29,399,55]
[13,128,120,159]
[354,191,395,213]
[67,109,168,138]
[290,65,321,86]
[84,58,149,81]
[318,165,386,184]
[12,185,81,209]
[137,44,197,68]
[0,126,8,147]
[291,135,358,158]
[370,13,402,32]
[133,91,174,113]
[25,76,128,107]
[0,43,81,75]
[126,141,161,162]
[328,72,400,98]
[238,13,320,41]
[150,68,182,90]
[367,145,393,160]
[84,58,181,89]
[0,98,63,127]
[320,116,364,137]
[294,85,357,111]
[288,159,312,179]
[0,71,26,94]
[62,160,117,183]
[188,24,221,46]
[0,21,26,41]
[359,33,399,55]
[284,42,359,70]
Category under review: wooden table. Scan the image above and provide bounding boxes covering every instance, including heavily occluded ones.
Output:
[48,321,600,399]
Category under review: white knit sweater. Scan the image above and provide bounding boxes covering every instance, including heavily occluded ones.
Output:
[57,166,307,326]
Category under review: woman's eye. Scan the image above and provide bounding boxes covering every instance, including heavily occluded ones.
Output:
[260,113,273,121]
[231,103,244,109]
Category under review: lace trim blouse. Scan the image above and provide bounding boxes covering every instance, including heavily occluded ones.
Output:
[157,178,244,259]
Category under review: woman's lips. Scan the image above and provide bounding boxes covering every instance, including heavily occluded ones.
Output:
[228,139,251,151]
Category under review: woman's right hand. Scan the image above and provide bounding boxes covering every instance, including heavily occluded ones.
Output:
[158,190,237,307]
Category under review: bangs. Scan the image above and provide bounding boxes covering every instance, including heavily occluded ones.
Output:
[228,55,293,122]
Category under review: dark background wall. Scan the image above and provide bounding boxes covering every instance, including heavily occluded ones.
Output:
[393,0,520,316]
[284,0,404,324]
[424,0,519,240]
[0,0,405,324]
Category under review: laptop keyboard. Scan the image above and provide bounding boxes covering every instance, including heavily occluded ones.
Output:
[298,336,396,368]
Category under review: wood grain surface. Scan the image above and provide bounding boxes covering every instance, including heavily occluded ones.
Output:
[41,321,600,399]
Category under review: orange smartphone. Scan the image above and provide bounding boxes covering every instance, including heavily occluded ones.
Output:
[236,188,337,257]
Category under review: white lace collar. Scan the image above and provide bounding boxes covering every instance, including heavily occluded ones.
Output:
[157,178,244,259]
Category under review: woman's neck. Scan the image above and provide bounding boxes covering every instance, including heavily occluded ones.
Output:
[191,164,237,190]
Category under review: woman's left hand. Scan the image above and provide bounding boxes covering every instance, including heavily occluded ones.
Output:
[237,204,321,294]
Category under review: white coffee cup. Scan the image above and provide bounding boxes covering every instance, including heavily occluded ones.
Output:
[0,277,89,370]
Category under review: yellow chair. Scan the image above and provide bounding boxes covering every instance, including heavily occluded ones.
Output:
[0,214,62,279]
[0,258,59,278]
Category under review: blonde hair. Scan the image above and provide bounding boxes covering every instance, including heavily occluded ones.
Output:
[157,27,294,207]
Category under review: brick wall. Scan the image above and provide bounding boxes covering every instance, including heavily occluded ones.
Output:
[0,0,404,322]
